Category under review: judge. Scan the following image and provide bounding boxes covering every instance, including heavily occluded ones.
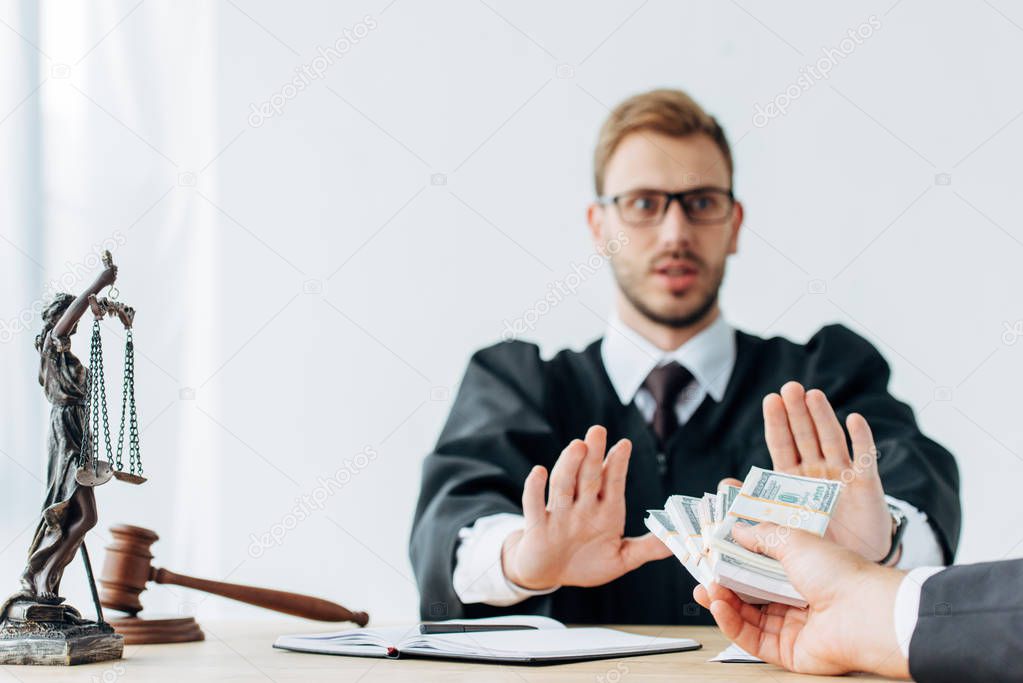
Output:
[409,88,961,624]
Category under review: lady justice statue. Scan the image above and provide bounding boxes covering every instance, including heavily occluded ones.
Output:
[0,251,144,665]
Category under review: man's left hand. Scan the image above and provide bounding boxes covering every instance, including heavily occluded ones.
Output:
[759,381,894,563]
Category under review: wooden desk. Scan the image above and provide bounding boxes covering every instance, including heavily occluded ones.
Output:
[2,619,899,682]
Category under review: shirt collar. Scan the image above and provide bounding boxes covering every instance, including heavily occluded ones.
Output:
[601,309,736,406]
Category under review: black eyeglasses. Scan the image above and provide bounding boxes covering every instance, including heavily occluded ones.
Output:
[598,187,735,227]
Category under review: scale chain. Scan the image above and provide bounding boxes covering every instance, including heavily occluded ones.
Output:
[80,310,143,480]
[116,329,141,475]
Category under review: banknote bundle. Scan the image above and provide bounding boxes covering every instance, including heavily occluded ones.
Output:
[645,466,843,608]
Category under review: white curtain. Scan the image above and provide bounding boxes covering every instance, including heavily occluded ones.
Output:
[0,0,47,569]
[1,0,225,616]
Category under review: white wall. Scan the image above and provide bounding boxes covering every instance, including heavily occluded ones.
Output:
[1,0,1022,624]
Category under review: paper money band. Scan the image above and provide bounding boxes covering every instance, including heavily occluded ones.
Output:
[735,492,833,515]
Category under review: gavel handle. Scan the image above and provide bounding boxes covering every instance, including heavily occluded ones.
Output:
[151,567,369,625]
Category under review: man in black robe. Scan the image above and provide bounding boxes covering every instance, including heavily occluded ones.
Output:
[409,88,960,625]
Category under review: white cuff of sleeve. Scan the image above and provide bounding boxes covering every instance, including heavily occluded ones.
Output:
[452,513,560,607]
[884,495,945,569]
[893,566,944,657]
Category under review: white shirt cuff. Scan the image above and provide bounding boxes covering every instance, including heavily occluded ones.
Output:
[893,565,944,657]
[885,495,945,569]
[452,512,560,606]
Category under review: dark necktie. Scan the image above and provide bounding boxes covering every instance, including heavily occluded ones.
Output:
[642,361,694,446]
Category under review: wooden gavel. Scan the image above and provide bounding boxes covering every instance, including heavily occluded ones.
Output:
[99,524,369,626]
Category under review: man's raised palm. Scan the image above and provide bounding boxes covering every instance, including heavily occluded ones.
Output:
[501,425,670,590]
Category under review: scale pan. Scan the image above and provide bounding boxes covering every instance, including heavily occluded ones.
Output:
[112,471,147,485]
[75,461,114,487]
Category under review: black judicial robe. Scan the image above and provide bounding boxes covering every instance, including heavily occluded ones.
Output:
[409,324,961,625]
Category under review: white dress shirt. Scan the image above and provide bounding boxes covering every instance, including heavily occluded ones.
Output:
[452,311,946,607]
[893,565,945,658]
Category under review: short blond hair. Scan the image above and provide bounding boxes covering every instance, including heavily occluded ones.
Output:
[593,89,733,195]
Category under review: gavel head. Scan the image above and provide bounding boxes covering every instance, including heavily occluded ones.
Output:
[99,524,160,616]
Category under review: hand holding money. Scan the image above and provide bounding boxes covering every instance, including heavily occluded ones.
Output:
[647,466,843,607]
[647,387,898,605]
[693,523,909,678]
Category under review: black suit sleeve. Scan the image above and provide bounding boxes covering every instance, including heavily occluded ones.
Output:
[908,559,1023,683]
[408,341,561,620]
[804,325,961,562]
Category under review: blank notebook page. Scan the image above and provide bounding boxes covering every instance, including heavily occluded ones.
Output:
[402,627,697,658]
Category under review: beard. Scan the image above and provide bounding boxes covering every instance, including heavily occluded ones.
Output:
[612,251,725,329]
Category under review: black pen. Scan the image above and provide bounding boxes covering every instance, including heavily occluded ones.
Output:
[419,623,539,635]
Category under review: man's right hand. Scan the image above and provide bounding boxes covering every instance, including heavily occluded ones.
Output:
[501,425,671,591]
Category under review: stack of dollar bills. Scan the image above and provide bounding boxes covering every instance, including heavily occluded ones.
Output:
[645,466,843,608]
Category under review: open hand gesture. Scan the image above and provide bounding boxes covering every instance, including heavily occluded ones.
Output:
[501,425,671,590]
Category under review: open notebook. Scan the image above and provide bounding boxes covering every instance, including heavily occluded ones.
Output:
[274,615,700,664]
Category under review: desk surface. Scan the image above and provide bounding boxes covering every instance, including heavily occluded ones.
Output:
[3,619,899,682]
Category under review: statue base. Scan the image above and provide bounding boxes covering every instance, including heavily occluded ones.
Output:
[0,601,123,665]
